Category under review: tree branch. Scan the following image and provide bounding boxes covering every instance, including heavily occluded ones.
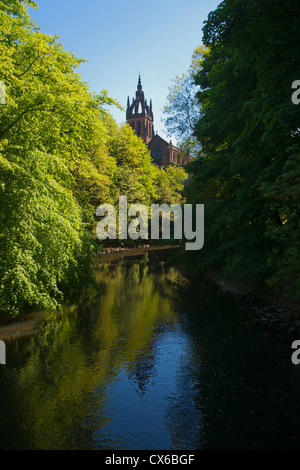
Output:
[15,54,40,78]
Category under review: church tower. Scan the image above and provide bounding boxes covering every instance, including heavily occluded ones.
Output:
[126,75,154,144]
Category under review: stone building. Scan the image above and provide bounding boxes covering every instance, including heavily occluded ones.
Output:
[126,76,192,167]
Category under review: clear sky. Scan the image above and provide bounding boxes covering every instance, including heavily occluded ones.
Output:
[29,0,221,141]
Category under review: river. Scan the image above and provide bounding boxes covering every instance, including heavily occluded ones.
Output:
[0,247,300,450]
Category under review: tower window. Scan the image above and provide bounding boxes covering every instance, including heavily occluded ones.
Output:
[137,121,141,137]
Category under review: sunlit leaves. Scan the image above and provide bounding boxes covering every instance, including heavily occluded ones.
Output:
[0,1,118,315]
[0,0,189,316]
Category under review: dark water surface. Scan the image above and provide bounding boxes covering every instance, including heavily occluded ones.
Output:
[1,248,300,450]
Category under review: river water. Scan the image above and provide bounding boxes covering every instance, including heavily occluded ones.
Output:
[0,247,300,450]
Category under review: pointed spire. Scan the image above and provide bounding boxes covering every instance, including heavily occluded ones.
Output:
[127,96,130,109]
[137,74,142,91]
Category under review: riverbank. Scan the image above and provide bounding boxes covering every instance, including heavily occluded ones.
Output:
[1,245,299,342]
[102,246,300,338]
[100,244,181,261]
[0,245,181,341]
[209,274,300,339]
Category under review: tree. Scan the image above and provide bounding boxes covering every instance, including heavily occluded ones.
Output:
[107,123,157,206]
[162,46,207,158]
[154,164,188,206]
[187,0,300,300]
[0,0,119,315]
[0,0,192,315]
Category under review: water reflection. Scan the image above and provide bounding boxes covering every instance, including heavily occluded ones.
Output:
[1,250,300,450]
[0,252,200,450]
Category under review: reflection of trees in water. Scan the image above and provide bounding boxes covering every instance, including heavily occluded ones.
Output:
[2,254,187,449]
[128,342,158,397]
[164,355,206,450]
[9,252,300,450]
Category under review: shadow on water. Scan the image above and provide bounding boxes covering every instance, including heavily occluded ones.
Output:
[0,248,300,450]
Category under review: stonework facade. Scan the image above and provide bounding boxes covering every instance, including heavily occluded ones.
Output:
[126,76,192,167]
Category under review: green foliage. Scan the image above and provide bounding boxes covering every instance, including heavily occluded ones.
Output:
[0,0,118,315]
[107,124,157,205]
[154,164,187,205]
[187,0,300,300]
[0,151,83,314]
[162,45,208,158]
[106,123,188,207]
[0,1,188,316]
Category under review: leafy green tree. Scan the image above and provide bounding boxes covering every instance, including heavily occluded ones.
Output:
[162,46,207,158]
[107,123,157,205]
[187,0,300,300]
[154,164,188,206]
[0,0,119,315]
[0,0,191,316]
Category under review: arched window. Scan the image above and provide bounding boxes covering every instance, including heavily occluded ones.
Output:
[152,145,163,165]
[137,121,141,137]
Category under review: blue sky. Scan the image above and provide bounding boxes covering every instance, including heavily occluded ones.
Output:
[29,0,220,141]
